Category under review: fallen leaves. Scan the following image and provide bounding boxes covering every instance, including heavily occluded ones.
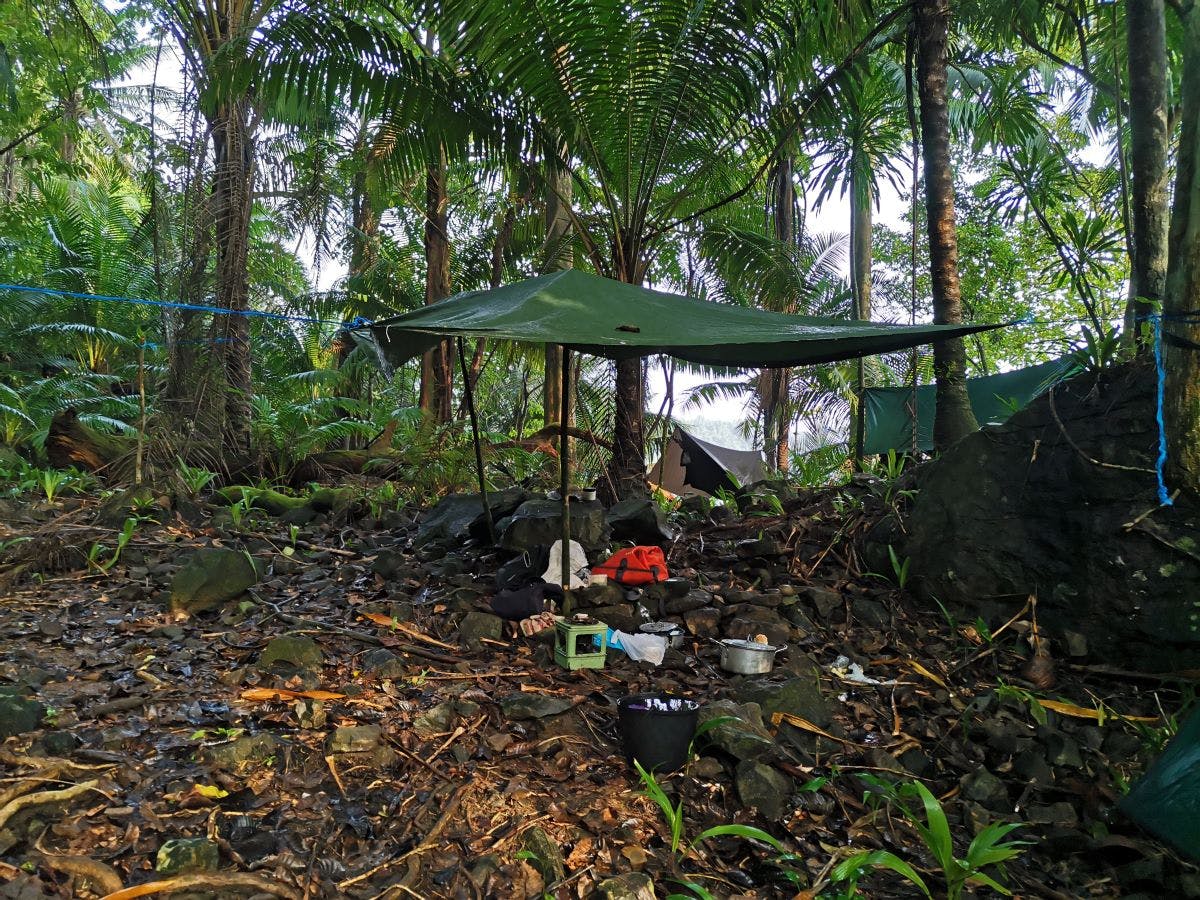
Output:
[239,687,345,702]
[1036,698,1158,723]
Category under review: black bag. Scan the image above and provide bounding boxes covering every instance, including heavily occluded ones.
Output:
[490,582,564,620]
[495,545,551,592]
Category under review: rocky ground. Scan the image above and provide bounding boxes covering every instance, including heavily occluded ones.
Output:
[0,474,1195,899]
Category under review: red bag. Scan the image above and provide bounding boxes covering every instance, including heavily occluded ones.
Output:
[592,546,669,586]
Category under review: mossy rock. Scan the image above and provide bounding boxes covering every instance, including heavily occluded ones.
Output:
[217,486,308,516]
[169,548,262,616]
[0,686,44,740]
[257,634,323,673]
[156,838,219,874]
[308,487,356,513]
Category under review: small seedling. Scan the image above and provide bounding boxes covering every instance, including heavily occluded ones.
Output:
[39,468,71,503]
[87,516,138,573]
[634,760,783,859]
[888,544,911,590]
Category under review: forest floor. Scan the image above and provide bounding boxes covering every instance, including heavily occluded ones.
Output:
[0,475,1194,900]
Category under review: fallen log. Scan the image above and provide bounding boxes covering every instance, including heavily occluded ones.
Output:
[46,410,130,473]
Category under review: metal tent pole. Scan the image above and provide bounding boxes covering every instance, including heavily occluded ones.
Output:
[457,337,495,544]
[560,345,572,613]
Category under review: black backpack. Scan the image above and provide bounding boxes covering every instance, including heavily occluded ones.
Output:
[494,545,552,592]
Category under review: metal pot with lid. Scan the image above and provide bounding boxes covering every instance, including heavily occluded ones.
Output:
[718,637,787,674]
[639,621,686,650]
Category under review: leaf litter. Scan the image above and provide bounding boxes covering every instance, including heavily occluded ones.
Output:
[0,480,1194,898]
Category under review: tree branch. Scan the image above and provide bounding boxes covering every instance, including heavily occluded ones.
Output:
[0,111,64,155]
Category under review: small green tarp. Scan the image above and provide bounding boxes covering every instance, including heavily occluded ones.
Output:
[863,357,1078,455]
[1120,710,1200,861]
[364,269,1003,367]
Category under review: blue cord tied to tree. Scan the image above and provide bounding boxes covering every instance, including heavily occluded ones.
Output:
[1146,309,1200,507]
[0,283,370,330]
[1153,314,1174,507]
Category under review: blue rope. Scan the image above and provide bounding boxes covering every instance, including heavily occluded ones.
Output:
[1153,314,1175,507]
[139,337,232,350]
[0,283,372,330]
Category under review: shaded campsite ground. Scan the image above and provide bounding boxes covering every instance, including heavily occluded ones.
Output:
[0,470,1196,899]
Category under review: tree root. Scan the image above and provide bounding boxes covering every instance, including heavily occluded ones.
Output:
[0,779,101,830]
[99,872,302,899]
[40,854,124,896]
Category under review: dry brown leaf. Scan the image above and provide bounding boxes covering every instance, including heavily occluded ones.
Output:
[905,660,947,688]
[770,712,858,746]
[1036,698,1156,723]
[359,614,457,650]
[240,687,345,702]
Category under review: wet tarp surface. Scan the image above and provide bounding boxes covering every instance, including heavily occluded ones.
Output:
[648,428,767,495]
[363,269,1004,368]
[863,357,1078,454]
[1121,709,1200,862]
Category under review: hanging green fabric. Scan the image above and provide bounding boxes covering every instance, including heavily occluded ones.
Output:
[361,269,1004,368]
[1120,710,1200,862]
[862,357,1079,455]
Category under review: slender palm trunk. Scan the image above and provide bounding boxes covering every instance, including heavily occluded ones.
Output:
[210,98,255,453]
[348,126,381,283]
[760,156,794,471]
[915,0,978,449]
[542,143,573,427]
[1163,7,1200,495]
[419,147,453,423]
[850,151,872,465]
[1126,0,1170,344]
[607,356,647,500]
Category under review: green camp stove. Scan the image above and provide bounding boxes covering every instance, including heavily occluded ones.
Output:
[554,615,608,670]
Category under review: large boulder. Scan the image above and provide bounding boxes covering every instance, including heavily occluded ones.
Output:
[169,548,261,616]
[416,488,532,547]
[606,499,675,545]
[497,498,609,553]
[882,362,1200,671]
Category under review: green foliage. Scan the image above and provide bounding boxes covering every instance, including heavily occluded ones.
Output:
[176,460,217,497]
[827,849,931,899]
[1070,324,1125,372]
[634,760,783,859]
[888,545,911,590]
[86,515,136,573]
[38,467,72,503]
[788,444,851,488]
[858,776,1029,899]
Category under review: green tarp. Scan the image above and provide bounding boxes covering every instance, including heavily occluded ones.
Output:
[863,357,1078,455]
[1120,710,1200,862]
[364,269,1003,368]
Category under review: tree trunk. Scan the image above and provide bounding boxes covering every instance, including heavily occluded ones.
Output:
[850,150,872,465]
[162,97,256,459]
[1163,7,1200,495]
[419,148,453,423]
[605,355,647,501]
[348,125,381,284]
[542,141,573,427]
[915,0,978,450]
[211,98,256,454]
[760,156,795,471]
[1125,0,1171,344]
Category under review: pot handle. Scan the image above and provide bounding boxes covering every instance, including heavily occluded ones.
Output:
[743,635,788,655]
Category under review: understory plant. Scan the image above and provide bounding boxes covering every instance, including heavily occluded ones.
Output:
[634,759,805,899]
[846,776,1028,899]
